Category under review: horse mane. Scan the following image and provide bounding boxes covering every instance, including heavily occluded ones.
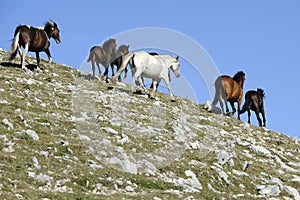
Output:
[103,38,116,50]
[119,45,129,51]
[45,20,58,28]
[257,88,265,99]
[233,71,245,83]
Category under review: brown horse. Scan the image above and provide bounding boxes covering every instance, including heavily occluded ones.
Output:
[110,45,129,81]
[212,71,246,119]
[87,38,117,78]
[10,20,61,71]
[240,88,266,127]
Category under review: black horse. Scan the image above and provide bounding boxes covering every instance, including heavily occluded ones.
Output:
[10,20,61,71]
[240,88,266,127]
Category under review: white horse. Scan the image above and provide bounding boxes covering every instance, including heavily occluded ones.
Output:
[112,50,180,98]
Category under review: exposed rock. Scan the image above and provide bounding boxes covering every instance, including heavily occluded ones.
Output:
[26,130,39,141]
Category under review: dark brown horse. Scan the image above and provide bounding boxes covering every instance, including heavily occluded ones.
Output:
[212,71,246,119]
[10,20,61,71]
[87,38,117,78]
[240,88,266,127]
[110,45,129,81]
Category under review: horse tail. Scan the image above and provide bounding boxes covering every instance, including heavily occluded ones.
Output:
[10,31,20,61]
[212,76,223,106]
[87,46,96,62]
[112,52,134,82]
[240,94,250,114]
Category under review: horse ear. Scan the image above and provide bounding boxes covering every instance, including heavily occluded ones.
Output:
[176,56,179,61]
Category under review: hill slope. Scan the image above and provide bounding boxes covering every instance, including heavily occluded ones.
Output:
[0,50,299,200]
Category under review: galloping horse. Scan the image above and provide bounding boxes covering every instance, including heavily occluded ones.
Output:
[212,71,246,119]
[112,50,180,99]
[10,20,61,71]
[87,38,117,78]
[240,88,266,127]
[110,45,129,81]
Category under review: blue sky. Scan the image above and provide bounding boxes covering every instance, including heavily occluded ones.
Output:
[1,1,300,138]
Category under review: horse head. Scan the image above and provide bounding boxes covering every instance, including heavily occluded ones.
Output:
[233,71,246,88]
[103,38,117,54]
[119,45,129,55]
[44,20,61,44]
[170,56,180,77]
[257,88,265,99]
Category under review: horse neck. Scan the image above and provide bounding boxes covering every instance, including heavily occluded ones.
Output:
[43,27,53,39]
[239,80,245,89]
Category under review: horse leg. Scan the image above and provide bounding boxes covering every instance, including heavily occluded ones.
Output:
[123,66,128,80]
[219,97,225,115]
[230,102,236,115]
[35,52,41,71]
[255,108,263,127]
[138,76,147,91]
[163,76,174,98]
[150,80,158,98]
[247,109,251,124]
[261,108,266,127]
[96,62,101,76]
[237,97,242,120]
[91,61,96,78]
[21,43,29,70]
[111,63,115,77]
[103,64,109,78]
[45,48,52,64]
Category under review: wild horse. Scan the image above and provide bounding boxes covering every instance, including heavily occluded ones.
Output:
[110,45,129,81]
[212,71,246,119]
[240,88,266,127]
[10,20,61,71]
[112,50,180,99]
[87,38,117,79]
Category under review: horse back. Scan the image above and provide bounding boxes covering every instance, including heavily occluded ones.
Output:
[221,76,243,101]
[16,25,50,51]
[245,91,262,111]
[89,46,105,62]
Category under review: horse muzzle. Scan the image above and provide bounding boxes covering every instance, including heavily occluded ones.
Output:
[55,38,61,44]
[174,71,180,77]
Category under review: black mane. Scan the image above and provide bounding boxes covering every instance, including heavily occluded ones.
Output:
[257,88,265,99]
[233,71,245,82]
[45,20,57,28]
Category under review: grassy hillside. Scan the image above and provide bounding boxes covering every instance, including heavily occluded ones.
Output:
[0,50,299,200]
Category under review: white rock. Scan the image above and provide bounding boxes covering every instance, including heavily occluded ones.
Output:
[257,185,281,196]
[250,145,271,156]
[125,185,134,192]
[284,185,300,200]
[117,133,130,144]
[39,151,49,158]
[32,156,41,170]
[243,161,252,171]
[216,150,233,166]
[26,130,39,141]
[2,119,13,130]
[27,171,36,178]
[0,100,9,104]
[102,127,118,135]
[184,196,195,200]
[291,175,300,182]
[36,173,53,182]
[2,145,14,153]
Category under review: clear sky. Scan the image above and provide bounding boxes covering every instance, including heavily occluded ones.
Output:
[1,1,300,138]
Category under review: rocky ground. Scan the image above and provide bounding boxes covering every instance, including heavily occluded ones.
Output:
[0,49,300,199]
